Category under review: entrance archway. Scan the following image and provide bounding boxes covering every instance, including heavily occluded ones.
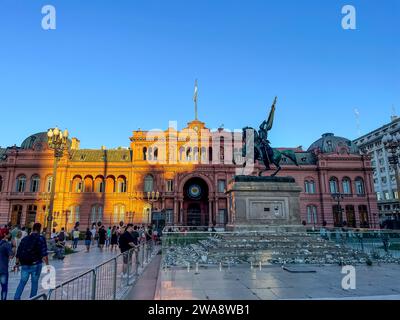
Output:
[183,177,209,226]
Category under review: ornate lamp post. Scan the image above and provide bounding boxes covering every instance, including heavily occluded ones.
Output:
[332,192,345,227]
[45,127,69,239]
[382,132,400,224]
[146,191,159,225]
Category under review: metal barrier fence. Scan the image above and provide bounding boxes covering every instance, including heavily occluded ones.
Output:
[30,241,159,300]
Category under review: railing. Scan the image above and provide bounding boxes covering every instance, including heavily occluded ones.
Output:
[30,241,159,300]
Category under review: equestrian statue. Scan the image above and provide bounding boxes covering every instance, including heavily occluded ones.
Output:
[236,97,299,177]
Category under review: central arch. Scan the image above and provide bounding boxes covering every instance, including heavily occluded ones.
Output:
[183,177,209,226]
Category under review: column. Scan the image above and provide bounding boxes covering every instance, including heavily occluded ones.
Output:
[173,198,177,225]
[179,200,183,225]
[208,200,213,226]
[215,198,219,226]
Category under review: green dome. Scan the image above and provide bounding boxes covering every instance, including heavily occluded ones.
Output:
[308,133,359,154]
[21,131,71,150]
[21,132,49,150]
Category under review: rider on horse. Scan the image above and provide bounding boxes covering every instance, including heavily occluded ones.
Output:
[257,97,277,170]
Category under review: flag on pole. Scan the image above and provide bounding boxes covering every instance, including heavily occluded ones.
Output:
[193,79,198,103]
[193,79,198,120]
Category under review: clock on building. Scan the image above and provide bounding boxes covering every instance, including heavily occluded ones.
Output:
[188,184,202,199]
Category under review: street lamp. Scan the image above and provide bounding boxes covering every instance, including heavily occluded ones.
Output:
[45,127,69,239]
[331,192,345,227]
[146,191,159,225]
[382,132,400,225]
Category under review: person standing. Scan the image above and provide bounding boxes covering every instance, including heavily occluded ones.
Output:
[58,227,66,245]
[90,224,97,247]
[110,226,118,251]
[51,228,57,240]
[72,228,80,249]
[98,226,106,251]
[0,231,13,300]
[106,227,111,249]
[118,224,137,278]
[84,228,92,252]
[20,227,28,239]
[14,223,49,300]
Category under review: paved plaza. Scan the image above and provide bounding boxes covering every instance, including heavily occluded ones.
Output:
[7,243,120,300]
[156,263,400,300]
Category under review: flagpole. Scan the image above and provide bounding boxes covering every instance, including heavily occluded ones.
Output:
[194,79,198,120]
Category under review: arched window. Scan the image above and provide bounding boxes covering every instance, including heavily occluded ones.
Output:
[144,175,154,193]
[193,147,199,161]
[84,176,93,192]
[30,175,40,192]
[342,177,352,194]
[16,175,26,193]
[209,147,213,162]
[91,205,103,223]
[113,204,125,224]
[106,176,116,193]
[143,147,147,160]
[95,176,105,193]
[45,176,53,193]
[179,147,185,161]
[201,147,207,162]
[186,147,192,161]
[0,176,3,192]
[355,177,365,195]
[304,180,316,194]
[329,177,339,194]
[148,147,153,161]
[154,147,158,161]
[117,176,127,193]
[69,205,80,225]
[306,205,318,224]
[72,176,83,193]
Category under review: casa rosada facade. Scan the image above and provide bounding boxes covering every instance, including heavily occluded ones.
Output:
[0,119,379,231]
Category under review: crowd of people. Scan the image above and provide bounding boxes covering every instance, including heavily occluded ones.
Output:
[0,221,160,300]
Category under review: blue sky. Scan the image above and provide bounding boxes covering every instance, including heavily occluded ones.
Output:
[0,0,399,149]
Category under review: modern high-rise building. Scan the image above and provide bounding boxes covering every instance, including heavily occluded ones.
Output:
[353,116,400,227]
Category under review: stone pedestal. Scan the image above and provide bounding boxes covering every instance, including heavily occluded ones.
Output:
[226,175,302,231]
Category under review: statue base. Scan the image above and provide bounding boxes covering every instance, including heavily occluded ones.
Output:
[226,175,302,231]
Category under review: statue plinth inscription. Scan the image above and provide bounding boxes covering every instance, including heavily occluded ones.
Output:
[226,176,302,231]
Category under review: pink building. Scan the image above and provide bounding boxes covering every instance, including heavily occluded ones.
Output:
[0,124,378,230]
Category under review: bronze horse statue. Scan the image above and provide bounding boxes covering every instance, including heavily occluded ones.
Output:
[236,126,299,177]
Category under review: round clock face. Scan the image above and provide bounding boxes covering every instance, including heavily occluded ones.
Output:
[188,184,202,199]
[193,126,199,132]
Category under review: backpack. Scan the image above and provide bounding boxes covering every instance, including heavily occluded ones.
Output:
[18,234,42,265]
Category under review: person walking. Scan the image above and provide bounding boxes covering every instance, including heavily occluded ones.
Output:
[98,226,106,251]
[72,228,80,249]
[110,226,118,251]
[84,228,92,252]
[14,223,49,300]
[106,227,111,249]
[0,230,13,300]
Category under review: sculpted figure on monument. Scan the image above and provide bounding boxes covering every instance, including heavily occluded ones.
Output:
[238,97,299,177]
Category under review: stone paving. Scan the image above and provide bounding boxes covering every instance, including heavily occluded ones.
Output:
[157,264,400,300]
[6,242,121,300]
